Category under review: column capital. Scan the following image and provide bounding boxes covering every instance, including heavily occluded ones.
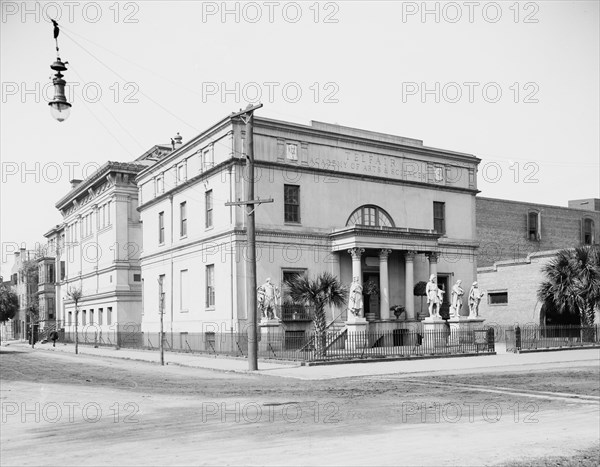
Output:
[426,252,439,263]
[348,248,365,260]
[379,249,392,260]
[405,250,417,262]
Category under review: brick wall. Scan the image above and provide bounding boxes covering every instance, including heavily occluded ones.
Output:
[477,251,558,326]
[476,197,600,267]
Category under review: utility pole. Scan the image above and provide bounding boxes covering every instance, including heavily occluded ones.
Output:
[158,277,164,366]
[226,103,272,371]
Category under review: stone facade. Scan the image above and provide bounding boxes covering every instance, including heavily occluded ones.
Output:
[51,147,170,339]
[137,115,481,338]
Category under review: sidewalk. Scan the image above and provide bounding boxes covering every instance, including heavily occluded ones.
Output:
[5,339,599,380]
[5,340,299,373]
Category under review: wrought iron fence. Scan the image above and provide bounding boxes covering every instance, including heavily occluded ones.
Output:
[505,324,600,352]
[58,326,495,362]
[280,304,315,321]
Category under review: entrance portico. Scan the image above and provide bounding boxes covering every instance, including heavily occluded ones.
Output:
[330,225,443,324]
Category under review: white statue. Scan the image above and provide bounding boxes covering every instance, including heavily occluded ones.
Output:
[450,280,464,319]
[468,281,485,318]
[258,278,280,320]
[426,274,441,319]
[348,276,364,318]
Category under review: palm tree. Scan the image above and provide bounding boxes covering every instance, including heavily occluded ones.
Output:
[67,287,83,354]
[538,246,600,338]
[284,272,347,359]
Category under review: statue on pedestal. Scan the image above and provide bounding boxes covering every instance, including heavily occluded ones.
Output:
[450,280,464,319]
[347,276,364,319]
[258,278,280,320]
[426,274,441,319]
[468,281,485,318]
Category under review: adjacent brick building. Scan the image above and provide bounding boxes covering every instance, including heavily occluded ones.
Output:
[476,197,599,268]
[475,197,599,325]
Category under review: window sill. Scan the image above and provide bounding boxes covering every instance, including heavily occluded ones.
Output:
[180,309,189,313]
[284,221,302,226]
[488,303,508,307]
[205,307,215,311]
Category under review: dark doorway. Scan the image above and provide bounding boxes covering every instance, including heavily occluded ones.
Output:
[437,275,451,319]
[362,273,380,320]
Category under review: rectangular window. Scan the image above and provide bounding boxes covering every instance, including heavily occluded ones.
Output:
[180,269,189,312]
[488,292,508,305]
[68,311,72,325]
[284,185,300,223]
[205,190,213,228]
[107,201,111,225]
[82,310,87,326]
[155,175,164,195]
[107,307,112,325]
[89,309,94,325]
[203,147,213,171]
[583,218,595,245]
[60,261,65,280]
[433,202,445,234]
[180,201,187,237]
[133,274,141,282]
[158,211,165,244]
[206,265,215,308]
[98,308,103,325]
[528,211,541,241]
[178,163,187,184]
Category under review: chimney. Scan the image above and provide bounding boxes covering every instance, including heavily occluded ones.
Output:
[70,179,83,189]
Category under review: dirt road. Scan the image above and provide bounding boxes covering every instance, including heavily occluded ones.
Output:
[1,346,598,466]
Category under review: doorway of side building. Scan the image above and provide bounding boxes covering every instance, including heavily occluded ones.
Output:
[362,273,380,320]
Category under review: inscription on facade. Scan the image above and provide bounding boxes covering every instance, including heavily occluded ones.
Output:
[306,148,468,186]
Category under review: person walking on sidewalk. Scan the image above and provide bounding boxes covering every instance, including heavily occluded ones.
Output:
[50,330,59,347]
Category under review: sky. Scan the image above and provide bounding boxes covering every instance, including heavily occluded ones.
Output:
[1,0,599,278]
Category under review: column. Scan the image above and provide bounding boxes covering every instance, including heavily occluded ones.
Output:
[404,251,416,320]
[379,249,392,320]
[427,252,438,278]
[348,248,365,285]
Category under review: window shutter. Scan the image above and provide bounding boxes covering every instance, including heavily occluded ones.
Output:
[537,212,542,241]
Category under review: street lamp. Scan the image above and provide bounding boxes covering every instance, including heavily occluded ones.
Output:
[49,58,71,122]
[48,19,71,122]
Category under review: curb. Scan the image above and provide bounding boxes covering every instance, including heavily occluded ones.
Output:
[303,351,497,366]
[514,345,600,355]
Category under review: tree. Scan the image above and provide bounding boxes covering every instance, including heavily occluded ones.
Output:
[414,281,427,318]
[538,246,600,332]
[0,279,18,323]
[67,287,83,354]
[284,272,347,359]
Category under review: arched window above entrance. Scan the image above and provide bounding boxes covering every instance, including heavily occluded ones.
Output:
[346,205,395,228]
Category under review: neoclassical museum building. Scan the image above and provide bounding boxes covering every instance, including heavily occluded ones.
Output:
[137,114,481,338]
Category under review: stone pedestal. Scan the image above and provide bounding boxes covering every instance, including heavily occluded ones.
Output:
[345,318,368,350]
[448,317,486,344]
[422,317,448,350]
[259,319,283,354]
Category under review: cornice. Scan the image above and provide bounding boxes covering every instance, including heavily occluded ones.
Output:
[56,162,147,211]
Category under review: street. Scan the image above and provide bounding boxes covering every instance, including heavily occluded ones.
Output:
[1,345,599,466]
